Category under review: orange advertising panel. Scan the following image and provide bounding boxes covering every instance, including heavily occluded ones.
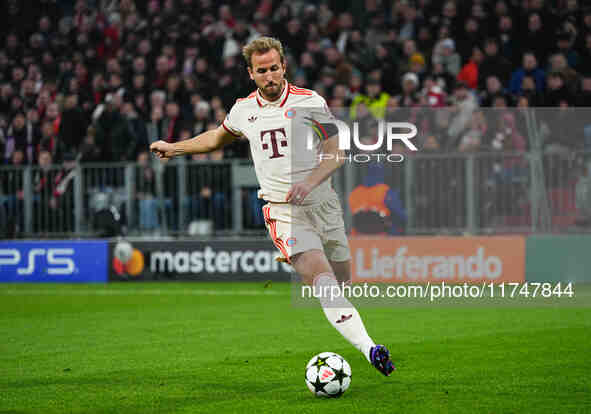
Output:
[350,236,525,284]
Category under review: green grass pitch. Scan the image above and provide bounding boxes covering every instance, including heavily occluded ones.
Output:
[1,282,590,413]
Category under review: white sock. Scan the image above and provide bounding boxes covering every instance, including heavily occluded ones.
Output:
[313,273,376,362]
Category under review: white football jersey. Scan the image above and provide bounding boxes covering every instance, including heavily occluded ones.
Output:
[222,80,338,205]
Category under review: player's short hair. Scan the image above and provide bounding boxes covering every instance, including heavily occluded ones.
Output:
[242,36,285,68]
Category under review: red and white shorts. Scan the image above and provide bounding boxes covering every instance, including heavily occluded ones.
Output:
[262,197,351,264]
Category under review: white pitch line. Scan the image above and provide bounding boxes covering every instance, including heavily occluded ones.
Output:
[0,289,284,296]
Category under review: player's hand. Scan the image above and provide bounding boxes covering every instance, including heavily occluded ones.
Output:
[150,140,175,161]
[286,181,314,205]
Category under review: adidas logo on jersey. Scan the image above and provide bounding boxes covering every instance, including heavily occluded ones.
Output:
[248,115,257,123]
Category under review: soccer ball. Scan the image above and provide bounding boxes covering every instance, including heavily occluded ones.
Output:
[305,352,351,397]
[114,240,133,264]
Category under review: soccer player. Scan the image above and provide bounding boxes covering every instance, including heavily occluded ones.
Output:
[150,37,394,376]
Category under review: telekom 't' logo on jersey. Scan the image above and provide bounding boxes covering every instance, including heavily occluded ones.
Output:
[260,128,287,159]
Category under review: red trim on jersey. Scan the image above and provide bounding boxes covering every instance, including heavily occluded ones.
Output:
[289,85,313,95]
[289,86,312,92]
[290,85,312,92]
[263,205,291,264]
[289,87,313,96]
[279,83,291,107]
[255,93,263,107]
[222,121,240,137]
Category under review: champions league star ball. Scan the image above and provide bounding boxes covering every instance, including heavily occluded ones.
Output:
[112,240,145,276]
[305,352,351,397]
[114,240,133,264]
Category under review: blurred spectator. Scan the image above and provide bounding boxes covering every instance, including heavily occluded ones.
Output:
[579,32,591,76]
[548,53,580,94]
[398,39,418,75]
[122,101,148,158]
[349,163,407,235]
[191,101,212,136]
[544,71,574,107]
[491,113,527,154]
[579,76,591,107]
[33,150,57,232]
[420,76,447,108]
[39,119,65,163]
[395,73,420,107]
[79,126,102,163]
[432,38,461,77]
[457,111,487,152]
[136,151,159,231]
[5,112,39,164]
[447,82,479,147]
[185,147,227,230]
[51,151,78,232]
[575,162,591,226]
[162,101,183,143]
[509,52,546,95]
[457,46,484,90]
[414,134,465,230]
[350,79,390,120]
[409,52,426,77]
[486,112,528,223]
[479,75,510,107]
[95,93,137,161]
[555,29,579,69]
[1,149,25,233]
[59,94,86,153]
[0,199,7,237]
[456,17,483,63]
[429,62,456,94]
[518,13,551,65]
[544,102,580,152]
[147,105,164,145]
[24,109,42,161]
[478,38,512,90]
[497,15,515,61]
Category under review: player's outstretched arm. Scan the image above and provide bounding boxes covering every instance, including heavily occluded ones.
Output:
[286,135,344,205]
[150,125,237,161]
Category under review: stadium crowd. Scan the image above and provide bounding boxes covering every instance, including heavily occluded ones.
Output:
[1,0,591,235]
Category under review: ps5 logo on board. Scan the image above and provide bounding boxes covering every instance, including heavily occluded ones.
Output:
[0,248,76,275]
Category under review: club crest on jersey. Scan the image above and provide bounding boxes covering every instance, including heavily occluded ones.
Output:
[248,115,258,123]
[286,237,297,246]
[284,108,296,119]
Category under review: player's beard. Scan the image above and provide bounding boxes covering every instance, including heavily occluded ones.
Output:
[261,81,282,101]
